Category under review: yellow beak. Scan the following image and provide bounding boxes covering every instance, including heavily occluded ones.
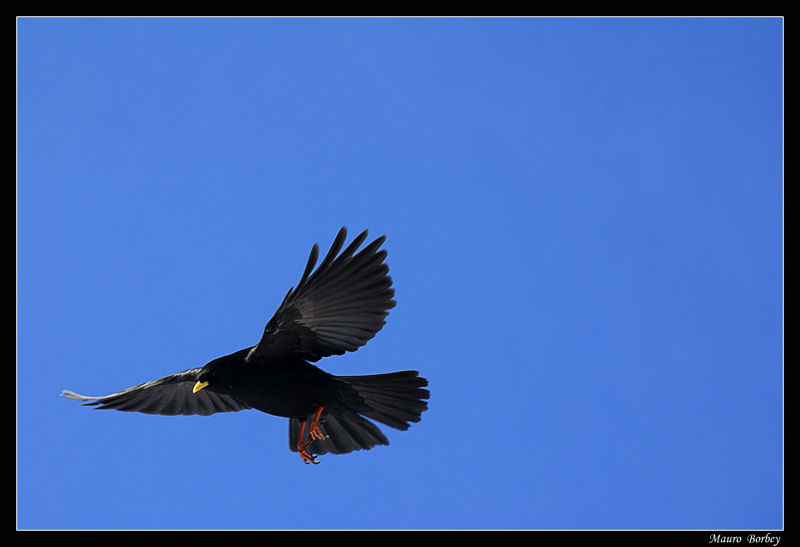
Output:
[193,380,209,393]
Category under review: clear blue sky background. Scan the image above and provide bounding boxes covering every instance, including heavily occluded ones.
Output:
[17,18,782,530]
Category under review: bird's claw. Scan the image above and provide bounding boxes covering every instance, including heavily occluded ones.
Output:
[298,438,320,464]
[297,408,327,464]
[309,419,326,441]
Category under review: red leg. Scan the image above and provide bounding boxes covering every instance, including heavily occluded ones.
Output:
[308,406,325,441]
[297,406,326,465]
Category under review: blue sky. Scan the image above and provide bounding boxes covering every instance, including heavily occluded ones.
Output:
[17,18,782,530]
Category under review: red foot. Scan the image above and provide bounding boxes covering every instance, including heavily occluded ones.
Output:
[297,406,326,465]
[298,438,319,465]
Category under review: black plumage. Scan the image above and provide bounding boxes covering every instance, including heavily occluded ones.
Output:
[62,228,429,464]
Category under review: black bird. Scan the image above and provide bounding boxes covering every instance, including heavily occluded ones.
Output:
[62,228,429,464]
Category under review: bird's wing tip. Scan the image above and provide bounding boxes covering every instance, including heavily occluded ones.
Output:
[60,390,93,402]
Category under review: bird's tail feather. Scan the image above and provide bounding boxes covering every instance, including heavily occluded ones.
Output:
[289,370,429,455]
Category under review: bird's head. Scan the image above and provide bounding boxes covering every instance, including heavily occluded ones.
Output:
[193,347,250,395]
[193,362,219,395]
[192,368,215,394]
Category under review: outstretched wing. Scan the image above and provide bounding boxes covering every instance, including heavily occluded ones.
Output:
[248,227,396,363]
[60,368,251,416]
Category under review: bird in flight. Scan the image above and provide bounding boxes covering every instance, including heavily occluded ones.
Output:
[62,228,429,464]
